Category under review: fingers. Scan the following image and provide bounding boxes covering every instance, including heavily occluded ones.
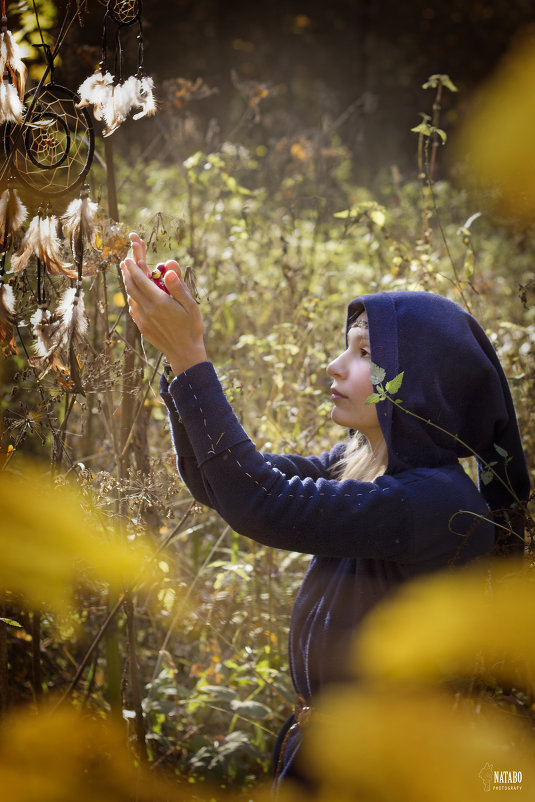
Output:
[121,257,160,304]
[128,232,150,277]
[129,231,146,260]
[163,259,182,280]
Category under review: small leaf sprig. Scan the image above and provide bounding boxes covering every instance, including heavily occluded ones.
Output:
[365,364,532,545]
[366,363,404,405]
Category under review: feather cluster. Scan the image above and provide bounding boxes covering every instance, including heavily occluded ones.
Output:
[77,69,156,136]
[0,184,27,249]
[11,214,76,278]
[62,192,98,263]
[29,306,70,380]
[30,288,88,393]
[0,282,17,356]
[0,28,27,124]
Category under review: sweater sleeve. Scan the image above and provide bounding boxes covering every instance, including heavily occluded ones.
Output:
[159,373,213,506]
[167,362,494,563]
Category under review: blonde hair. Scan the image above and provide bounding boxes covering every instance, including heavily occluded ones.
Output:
[335,432,388,482]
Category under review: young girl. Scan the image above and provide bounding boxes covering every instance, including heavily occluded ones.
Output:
[120,232,529,787]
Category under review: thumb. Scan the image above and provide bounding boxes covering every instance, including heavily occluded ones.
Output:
[164,259,182,279]
[164,270,192,306]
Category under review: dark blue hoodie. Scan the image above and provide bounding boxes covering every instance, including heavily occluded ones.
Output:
[159,290,530,785]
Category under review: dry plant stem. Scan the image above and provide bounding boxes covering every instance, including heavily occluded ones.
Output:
[386,395,525,510]
[56,592,125,707]
[125,592,148,763]
[54,393,77,472]
[104,133,125,716]
[0,613,8,719]
[119,352,163,460]
[57,501,196,705]
[31,609,42,703]
[428,81,443,183]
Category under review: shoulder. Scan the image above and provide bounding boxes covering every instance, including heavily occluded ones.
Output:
[382,463,495,565]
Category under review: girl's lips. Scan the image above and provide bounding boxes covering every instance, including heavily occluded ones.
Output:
[331,388,348,400]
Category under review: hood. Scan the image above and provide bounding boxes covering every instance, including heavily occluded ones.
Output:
[347,291,530,550]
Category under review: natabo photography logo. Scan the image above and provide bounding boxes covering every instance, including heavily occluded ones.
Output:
[479,763,523,792]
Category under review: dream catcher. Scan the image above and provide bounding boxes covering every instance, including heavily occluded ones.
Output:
[1,35,96,392]
[3,45,94,199]
[77,0,156,136]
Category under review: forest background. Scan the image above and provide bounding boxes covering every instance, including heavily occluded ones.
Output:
[1,0,534,799]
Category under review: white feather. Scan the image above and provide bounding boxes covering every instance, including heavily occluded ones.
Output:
[30,307,54,358]
[0,80,24,124]
[0,186,28,243]
[0,30,27,100]
[1,283,15,315]
[12,214,75,277]
[62,196,99,250]
[77,69,114,121]
[56,286,88,342]
[132,75,157,120]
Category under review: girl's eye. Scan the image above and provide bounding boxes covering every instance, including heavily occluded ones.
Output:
[360,348,370,359]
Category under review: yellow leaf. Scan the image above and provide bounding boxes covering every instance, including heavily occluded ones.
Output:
[352,559,535,693]
[0,462,151,614]
[0,704,222,802]
[290,142,307,161]
[456,32,535,218]
[304,686,534,801]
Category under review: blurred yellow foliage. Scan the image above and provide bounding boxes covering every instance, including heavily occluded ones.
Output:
[456,32,535,219]
[352,559,535,693]
[304,686,534,801]
[0,463,151,614]
[0,704,210,802]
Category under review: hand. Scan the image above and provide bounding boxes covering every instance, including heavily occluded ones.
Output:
[120,232,207,375]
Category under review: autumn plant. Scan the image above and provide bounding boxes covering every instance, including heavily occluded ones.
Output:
[0,52,533,797]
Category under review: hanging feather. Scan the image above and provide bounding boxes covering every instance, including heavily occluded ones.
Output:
[0,281,16,356]
[28,305,71,381]
[55,285,87,394]
[0,76,24,123]
[76,67,114,120]
[101,76,138,137]
[61,185,98,265]
[30,305,58,359]
[0,181,27,250]
[11,213,76,278]
[131,73,156,120]
[0,26,27,100]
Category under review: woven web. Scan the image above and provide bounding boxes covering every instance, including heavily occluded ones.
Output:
[108,0,140,25]
[5,85,94,198]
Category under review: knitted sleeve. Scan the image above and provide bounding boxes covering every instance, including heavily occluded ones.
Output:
[165,362,494,562]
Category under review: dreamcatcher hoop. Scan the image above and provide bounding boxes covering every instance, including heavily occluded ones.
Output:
[107,0,142,26]
[4,82,95,199]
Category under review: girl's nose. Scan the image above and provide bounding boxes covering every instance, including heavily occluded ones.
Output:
[327,353,346,378]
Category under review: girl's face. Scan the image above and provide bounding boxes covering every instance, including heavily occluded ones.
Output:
[327,312,382,447]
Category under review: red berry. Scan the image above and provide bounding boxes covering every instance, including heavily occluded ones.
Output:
[150,263,170,294]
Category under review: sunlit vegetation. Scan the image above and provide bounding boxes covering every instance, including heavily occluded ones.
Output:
[0,7,534,795]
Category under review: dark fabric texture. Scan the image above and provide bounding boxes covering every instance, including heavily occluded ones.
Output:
[159,290,530,787]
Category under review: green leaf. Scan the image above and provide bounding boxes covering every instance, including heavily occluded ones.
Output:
[230,699,271,719]
[434,127,447,144]
[0,617,22,628]
[365,393,382,405]
[200,685,238,702]
[370,363,386,385]
[411,122,433,137]
[422,74,458,92]
[494,443,509,458]
[480,469,494,485]
[385,371,404,395]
